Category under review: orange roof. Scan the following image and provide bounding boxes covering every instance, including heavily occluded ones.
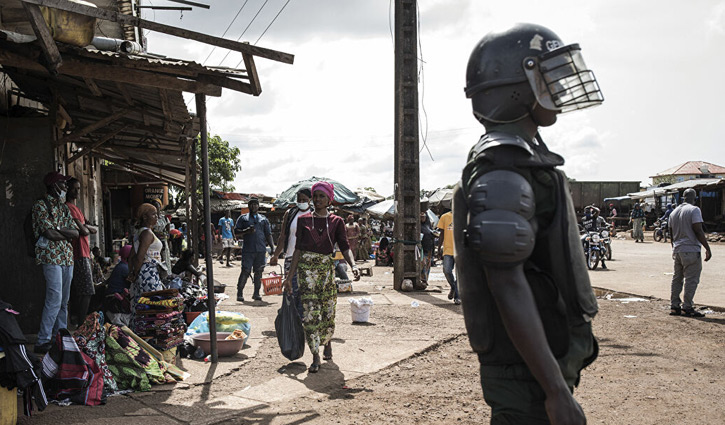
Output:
[652,161,725,177]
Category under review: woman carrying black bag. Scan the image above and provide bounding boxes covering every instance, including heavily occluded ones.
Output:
[275,292,305,361]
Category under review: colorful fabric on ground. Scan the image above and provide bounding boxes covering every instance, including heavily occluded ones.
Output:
[297,251,337,355]
[41,329,104,406]
[104,325,166,390]
[73,312,117,393]
[133,289,186,351]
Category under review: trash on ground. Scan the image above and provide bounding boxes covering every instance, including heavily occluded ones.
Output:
[410,301,420,308]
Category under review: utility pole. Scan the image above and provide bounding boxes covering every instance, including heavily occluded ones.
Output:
[393,0,420,290]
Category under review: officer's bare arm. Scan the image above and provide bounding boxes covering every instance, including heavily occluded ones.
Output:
[485,265,572,398]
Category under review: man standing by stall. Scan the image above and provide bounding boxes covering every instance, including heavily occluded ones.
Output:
[32,171,79,354]
[235,197,274,302]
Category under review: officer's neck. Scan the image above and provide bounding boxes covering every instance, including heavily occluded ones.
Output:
[484,119,538,143]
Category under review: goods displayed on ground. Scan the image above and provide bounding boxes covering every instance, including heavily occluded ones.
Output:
[133,289,186,351]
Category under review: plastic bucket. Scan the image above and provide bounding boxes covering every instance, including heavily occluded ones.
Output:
[350,303,371,323]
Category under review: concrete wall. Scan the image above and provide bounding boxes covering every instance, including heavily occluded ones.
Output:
[0,116,55,333]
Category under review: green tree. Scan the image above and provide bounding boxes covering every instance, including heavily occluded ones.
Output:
[196,133,241,192]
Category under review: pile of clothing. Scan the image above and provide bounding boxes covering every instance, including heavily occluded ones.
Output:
[133,289,186,351]
[0,300,47,416]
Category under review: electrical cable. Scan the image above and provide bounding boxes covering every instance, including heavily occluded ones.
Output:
[231,0,294,68]
[216,0,271,68]
[416,2,433,161]
[199,0,250,66]
[253,0,293,45]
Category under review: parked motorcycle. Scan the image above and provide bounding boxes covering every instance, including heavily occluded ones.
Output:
[581,230,609,270]
[601,227,613,261]
[653,219,670,242]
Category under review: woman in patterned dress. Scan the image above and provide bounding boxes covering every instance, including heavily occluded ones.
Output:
[127,203,165,312]
[283,182,360,373]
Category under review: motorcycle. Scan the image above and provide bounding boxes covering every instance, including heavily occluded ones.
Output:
[581,229,609,270]
[653,219,670,242]
[601,226,612,261]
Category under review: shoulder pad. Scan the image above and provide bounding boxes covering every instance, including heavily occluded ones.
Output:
[468,170,535,220]
[469,132,533,162]
[466,210,535,265]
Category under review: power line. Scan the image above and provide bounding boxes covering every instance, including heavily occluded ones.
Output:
[216,0,271,67]
[254,0,293,45]
[199,0,250,66]
[416,2,433,161]
[232,0,293,68]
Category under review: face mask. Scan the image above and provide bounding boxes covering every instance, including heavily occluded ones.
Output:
[58,190,67,202]
[297,202,309,211]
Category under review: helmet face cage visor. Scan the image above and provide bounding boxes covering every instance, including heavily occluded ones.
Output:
[524,44,604,113]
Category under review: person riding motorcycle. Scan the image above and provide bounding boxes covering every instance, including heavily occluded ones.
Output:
[660,203,674,224]
[454,23,603,424]
[581,206,608,269]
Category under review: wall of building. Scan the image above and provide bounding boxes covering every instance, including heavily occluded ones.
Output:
[0,116,56,333]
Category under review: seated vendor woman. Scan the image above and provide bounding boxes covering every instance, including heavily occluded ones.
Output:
[283,181,360,373]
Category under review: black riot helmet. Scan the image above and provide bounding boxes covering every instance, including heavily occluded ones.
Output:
[465,23,604,125]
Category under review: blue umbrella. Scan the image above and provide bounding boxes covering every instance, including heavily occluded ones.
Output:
[274,177,359,208]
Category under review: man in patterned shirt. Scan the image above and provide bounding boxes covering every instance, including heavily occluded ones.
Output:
[32,171,79,353]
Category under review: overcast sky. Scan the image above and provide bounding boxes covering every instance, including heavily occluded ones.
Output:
[143,0,725,197]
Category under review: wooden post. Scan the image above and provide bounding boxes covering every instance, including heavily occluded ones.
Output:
[393,0,420,290]
[196,93,217,363]
[191,137,199,267]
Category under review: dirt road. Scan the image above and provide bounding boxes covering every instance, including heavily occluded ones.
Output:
[222,240,725,425]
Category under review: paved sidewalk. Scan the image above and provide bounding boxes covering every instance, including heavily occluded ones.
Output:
[19,262,465,424]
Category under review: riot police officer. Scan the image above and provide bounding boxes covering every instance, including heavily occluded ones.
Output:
[453,23,604,424]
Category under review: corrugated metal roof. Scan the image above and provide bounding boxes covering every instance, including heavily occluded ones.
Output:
[652,161,725,177]
[628,178,723,199]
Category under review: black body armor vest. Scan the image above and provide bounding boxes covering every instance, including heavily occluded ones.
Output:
[453,132,598,365]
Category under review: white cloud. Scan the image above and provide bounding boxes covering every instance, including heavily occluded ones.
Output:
[145,0,725,197]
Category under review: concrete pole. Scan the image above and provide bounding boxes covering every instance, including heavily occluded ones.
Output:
[393,0,421,290]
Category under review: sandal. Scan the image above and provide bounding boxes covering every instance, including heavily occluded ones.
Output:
[669,307,681,316]
[682,309,705,318]
[323,345,332,361]
[308,363,320,373]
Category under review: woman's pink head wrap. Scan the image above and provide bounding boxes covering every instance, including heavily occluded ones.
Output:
[311,181,334,203]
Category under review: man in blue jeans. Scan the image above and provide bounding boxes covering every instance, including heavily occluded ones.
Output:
[235,197,274,302]
[32,171,79,353]
[436,210,460,305]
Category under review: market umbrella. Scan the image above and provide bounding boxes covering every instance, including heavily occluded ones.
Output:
[428,188,453,209]
[274,176,360,209]
[366,200,438,227]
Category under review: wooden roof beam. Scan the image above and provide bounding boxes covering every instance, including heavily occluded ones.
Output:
[83,77,103,96]
[66,125,126,164]
[242,52,261,96]
[56,107,129,145]
[21,0,294,65]
[22,2,62,73]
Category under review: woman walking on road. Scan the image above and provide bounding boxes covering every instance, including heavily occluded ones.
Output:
[283,182,360,373]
